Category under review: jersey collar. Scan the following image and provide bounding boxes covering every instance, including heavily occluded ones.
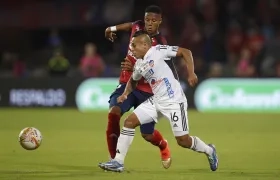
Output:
[144,47,153,60]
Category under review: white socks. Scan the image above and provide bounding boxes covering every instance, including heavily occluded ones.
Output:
[190,136,213,155]
[114,127,135,164]
[113,128,213,164]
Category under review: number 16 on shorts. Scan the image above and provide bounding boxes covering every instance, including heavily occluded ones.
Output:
[170,112,179,128]
[162,102,189,137]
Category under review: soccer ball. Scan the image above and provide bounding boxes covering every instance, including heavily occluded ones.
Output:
[18,127,42,150]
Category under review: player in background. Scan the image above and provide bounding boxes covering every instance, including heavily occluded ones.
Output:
[99,31,218,172]
[102,5,172,168]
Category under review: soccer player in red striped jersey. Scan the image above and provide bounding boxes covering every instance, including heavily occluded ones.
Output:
[101,5,172,168]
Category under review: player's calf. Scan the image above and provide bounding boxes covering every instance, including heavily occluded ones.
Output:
[141,133,153,142]
[142,131,171,169]
[175,134,218,171]
[140,123,167,150]
[107,106,122,140]
[106,106,122,159]
[176,134,212,154]
[141,130,167,150]
[175,134,192,148]
[99,114,140,172]
[109,113,140,166]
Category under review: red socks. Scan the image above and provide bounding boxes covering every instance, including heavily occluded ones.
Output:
[106,113,121,159]
[149,129,167,150]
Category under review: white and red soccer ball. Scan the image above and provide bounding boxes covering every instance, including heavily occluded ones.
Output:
[18,127,42,150]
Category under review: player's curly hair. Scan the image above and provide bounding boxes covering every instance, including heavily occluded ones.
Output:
[145,5,162,15]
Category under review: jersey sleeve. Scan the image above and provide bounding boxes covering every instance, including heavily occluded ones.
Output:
[132,62,142,81]
[132,20,144,26]
[156,45,179,59]
[132,20,144,30]
[161,38,171,60]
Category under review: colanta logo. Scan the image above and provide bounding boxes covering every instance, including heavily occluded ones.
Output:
[194,78,280,112]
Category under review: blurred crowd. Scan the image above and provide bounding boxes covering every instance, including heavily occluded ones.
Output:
[161,0,280,79]
[1,0,280,79]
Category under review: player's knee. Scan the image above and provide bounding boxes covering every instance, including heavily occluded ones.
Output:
[109,106,121,116]
[123,113,140,129]
[176,134,192,148]
[123,118,137,129]
[141,133,153,142]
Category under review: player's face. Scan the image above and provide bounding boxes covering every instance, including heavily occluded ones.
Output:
[130,37,146,59]
[144,13,162,35]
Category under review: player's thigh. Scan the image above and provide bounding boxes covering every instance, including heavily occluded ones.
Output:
[134,98,158,125]
[140,122,155,134]
[140,111,165,134]
[109,84,136,114]
[159,102,189,137]
[134,90,155,134]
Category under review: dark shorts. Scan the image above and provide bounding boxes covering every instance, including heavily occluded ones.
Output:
[109,83,155,134]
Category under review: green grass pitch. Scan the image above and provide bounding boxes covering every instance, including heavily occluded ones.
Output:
[0,109,279,180]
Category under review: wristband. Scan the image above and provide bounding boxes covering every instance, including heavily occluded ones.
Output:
[110,26,117,32]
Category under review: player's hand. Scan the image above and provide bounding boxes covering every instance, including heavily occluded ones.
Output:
[105,28,117,42]
[121,58,133,71]
[117,94,127,103]
[188,72,198,87]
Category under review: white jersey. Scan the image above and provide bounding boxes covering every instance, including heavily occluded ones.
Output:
[132,45,187,104]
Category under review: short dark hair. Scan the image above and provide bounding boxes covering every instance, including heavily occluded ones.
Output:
[132,30,152,45]
[145,5,162,15]
[133,30,149,38]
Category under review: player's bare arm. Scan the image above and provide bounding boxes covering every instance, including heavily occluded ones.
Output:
[105,23,134,70]
[176,47,198,87]
[105,22,133,42]
[117,77,138,103]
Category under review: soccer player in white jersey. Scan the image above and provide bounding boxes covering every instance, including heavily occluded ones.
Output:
[99,30,218,172]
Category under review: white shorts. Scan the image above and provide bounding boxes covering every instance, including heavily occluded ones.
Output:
[134,97,189,137]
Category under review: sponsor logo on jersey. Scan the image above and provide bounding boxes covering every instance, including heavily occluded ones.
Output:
[149,60,154,67]
[163,78,174,98]
[150,78,163,88]
[144,69,154,79]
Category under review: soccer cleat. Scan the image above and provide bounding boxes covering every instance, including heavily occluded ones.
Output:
[160,140,172,169]
[207,144,218,171]
[98,162,106,170]
[98,157,113,170]
[99,160,124,172]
